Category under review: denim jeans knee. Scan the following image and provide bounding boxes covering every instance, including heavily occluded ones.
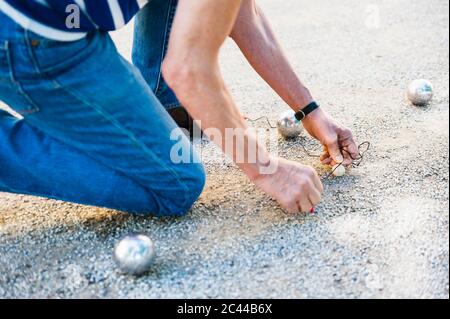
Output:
[148,162,206,217]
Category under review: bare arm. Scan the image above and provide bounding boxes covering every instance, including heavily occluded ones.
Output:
[163,0,264,180]
[163,0,323,213]
[230,0,313,111]
[230,0,359,166]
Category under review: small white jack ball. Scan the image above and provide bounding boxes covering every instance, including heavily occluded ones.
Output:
[277,110,303,139]
[113,234,156,275]
[332,164,346,177]
[407,79,433,106]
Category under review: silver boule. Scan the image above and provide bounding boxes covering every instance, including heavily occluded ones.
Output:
[113,234,156,275]
[277,110,303,139]
[407,79,433,106]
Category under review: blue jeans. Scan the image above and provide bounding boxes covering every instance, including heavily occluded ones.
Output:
[133,0,181,110]
[0,5,205,217]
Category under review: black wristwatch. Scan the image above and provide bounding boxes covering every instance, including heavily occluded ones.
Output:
[294,101,320,121]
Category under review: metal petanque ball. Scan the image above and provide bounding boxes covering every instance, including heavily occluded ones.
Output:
[407,79,433,106]
[277,110,303,139]
[113,234,156,275]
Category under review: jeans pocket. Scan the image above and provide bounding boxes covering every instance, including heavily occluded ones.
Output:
[0,82,40,116]
[0,42,39,115]
[10,83,40,115]
[29,31,98,74]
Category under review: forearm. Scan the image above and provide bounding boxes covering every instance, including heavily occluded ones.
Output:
[163,0,270,180]
[172,62,270,179]
[230,0,313,111]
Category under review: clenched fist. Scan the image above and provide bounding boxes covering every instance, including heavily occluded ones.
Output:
[252,157,324,214]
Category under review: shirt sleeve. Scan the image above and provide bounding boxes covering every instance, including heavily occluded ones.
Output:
[83,0,147,31]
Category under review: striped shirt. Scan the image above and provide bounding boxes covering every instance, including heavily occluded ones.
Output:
[0,0,148,41]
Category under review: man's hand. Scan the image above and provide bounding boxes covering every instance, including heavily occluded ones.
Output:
[252,158,323,214]
[302,109,359,167]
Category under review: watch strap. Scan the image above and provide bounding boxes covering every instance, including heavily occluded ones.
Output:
[294,102,320,121]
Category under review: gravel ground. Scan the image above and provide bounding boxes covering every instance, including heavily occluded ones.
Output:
[0,0,449,299]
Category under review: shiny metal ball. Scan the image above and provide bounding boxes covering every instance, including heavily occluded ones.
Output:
[277,110,303,139]
[407,79,433,106]
[113,234,156,275]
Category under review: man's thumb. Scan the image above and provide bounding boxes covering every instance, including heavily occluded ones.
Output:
[328,141,344,164]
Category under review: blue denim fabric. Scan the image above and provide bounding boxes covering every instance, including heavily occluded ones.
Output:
[0,11,205,216]
[133,0,181,110]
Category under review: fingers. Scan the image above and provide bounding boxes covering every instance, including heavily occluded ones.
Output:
[308,187,322,207]
[320,152,332,165]
[284,200,301,214]
[297,188,322,213]
[284,191,314,214]
[284,184,322,214]
[320,151,329,161]
[311,186,322,204]
[340,146,359,166]
[297,195,313,214]
[297,170,322,213]
[271,161,323,214]
[342,148,354,166]
[346,140,360,160]
[322,141,360,167]
[327,139,344,164]
[311,169,324,193]
[340,130,359,165]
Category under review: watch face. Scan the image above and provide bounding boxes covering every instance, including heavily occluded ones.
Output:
[295,110,306,121]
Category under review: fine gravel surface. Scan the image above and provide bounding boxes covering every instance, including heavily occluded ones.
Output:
[0,0,449,299]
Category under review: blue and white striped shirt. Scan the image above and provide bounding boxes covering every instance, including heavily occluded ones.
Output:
[0,0,148,41]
